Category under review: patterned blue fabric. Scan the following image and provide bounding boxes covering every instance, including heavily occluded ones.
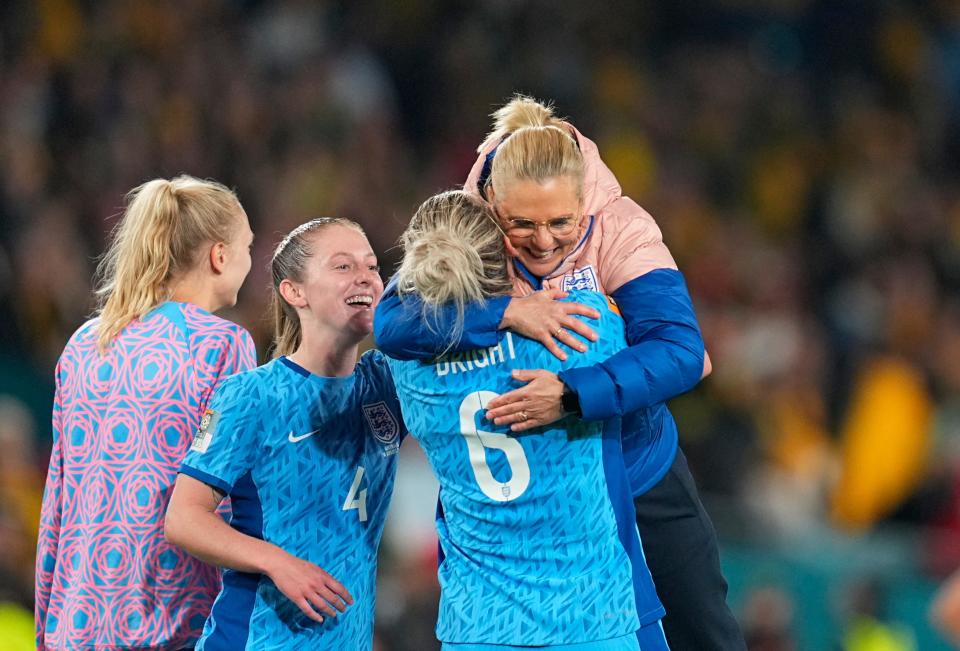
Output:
[180,351,404,651]
[388,291,661,645]
[441,631,642,651]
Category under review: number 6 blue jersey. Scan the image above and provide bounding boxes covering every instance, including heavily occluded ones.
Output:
[179,350,405,651]
[386,290,663,646]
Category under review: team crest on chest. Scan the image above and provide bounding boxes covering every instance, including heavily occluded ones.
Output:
[561,265,598,292]
[362,401,400,456]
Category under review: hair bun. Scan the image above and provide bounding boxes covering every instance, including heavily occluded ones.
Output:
[399,228,485,307]
[479,94,567,152]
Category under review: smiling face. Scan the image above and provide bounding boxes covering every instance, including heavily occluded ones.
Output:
[491,175,587,277]
[294,224,384,340]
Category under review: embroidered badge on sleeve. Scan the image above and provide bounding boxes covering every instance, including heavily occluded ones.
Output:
[190,408,219,453]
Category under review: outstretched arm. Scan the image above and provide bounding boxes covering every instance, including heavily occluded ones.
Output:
[373,278,508,359]
[374,278,598,361]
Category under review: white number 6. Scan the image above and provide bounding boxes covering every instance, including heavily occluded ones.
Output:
[459,391,530,502]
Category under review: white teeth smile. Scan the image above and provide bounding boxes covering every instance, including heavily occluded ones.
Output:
[345,295,373,306]
[533,250,554,259]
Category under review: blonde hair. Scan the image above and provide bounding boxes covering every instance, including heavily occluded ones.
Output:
[94,175,243,352]
[479,95,585,202]
[396,190,513,342]
[270,217,366,358]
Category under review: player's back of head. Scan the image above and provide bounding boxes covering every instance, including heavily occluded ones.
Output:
[396,190,512,341]
[94,175,245,352]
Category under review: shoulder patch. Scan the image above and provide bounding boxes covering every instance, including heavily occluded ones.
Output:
[561,265,599,292]
[190,408,219,453]
[362,401,400,456]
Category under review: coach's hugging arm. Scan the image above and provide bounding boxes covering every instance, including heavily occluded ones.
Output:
[164,474,353,622]
[486,270,709,431]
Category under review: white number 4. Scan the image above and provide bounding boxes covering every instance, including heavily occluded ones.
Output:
[342,466,368,522]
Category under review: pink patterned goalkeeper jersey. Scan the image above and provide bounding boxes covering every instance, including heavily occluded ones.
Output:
[36,302,256,651]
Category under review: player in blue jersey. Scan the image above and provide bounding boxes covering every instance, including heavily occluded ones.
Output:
[377,98,742,651]
[387,191,669,651]
[164,217,406,650]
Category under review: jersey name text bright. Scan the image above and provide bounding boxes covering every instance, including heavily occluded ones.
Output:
[435,332,517,376]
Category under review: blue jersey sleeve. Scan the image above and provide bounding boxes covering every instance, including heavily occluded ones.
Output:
[373,276,511,360]
[558,269,705,420]
[180,374,262,494]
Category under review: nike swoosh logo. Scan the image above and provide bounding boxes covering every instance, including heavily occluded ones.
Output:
[288,429,322,443]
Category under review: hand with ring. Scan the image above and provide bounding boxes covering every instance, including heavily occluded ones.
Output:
[485,369,567,432]
[499,289,599,362]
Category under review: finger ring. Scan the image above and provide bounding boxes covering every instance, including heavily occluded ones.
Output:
[517,411,528,422]
[554,327,564,338]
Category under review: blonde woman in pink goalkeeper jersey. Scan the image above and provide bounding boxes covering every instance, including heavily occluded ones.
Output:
[35,175,257,651]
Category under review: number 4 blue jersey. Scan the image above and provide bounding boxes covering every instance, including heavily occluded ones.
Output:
[386,291,663,646]
[180,351,405,651]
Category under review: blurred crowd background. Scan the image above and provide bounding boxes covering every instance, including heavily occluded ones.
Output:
[2,1,960,649]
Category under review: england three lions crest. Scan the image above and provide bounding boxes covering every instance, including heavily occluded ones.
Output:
[561,265,598,292]
[363,401,400,456]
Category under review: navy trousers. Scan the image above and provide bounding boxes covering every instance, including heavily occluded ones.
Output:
[634,450,747,651]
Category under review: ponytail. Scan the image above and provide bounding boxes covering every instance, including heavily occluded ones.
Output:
[270,289,302,358]
[479,95,567,151]
[95,175,241,352]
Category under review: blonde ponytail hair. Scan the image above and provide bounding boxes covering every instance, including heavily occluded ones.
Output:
[396,191,512,343]
[94,175,242,352]
[479,95,585,202]
[270,217,366,358]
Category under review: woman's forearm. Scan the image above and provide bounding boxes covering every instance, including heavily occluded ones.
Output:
[374,280,508,359]
[165,503,280,574]
[165,487,282,576]
[165,476,354,622]
[559,270,706,421]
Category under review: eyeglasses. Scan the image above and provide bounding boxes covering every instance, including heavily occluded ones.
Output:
[503,216,579,238]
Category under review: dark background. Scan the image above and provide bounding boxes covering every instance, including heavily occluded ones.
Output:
[2,1,960,649]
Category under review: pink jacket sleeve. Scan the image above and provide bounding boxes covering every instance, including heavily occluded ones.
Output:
[595,197,678,294]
